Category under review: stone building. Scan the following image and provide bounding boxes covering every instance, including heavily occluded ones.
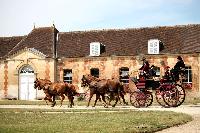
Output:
[0,24,199,100]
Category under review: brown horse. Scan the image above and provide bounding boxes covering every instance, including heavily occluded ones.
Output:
[81,75,127,107]
[34,78,53,105]
[34,78,78,107]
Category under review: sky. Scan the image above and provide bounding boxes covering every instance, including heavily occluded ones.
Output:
[0,0,200,36]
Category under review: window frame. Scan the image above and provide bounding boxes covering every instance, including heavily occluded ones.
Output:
[119,67,129,84]
[183,66,192,84]
[63,69,72,84]
[90,68,99,78]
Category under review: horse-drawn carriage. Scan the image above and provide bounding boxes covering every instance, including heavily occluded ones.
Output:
[129,70,185,108]
[34,67,185,108]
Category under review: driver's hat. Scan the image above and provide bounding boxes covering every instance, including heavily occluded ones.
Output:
[177,56,182,60]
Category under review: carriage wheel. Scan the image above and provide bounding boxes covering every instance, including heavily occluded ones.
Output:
[143,92,153,107]
[130,91,153,108]
[164,85,185,107]
[155,89,170,108]
[130,91,145,108]
[175,84,185,106]
[163,87,178,107]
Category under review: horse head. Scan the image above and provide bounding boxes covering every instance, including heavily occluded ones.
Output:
[34,78,40,89]
[81,75,90,87]
[34,78,51,90]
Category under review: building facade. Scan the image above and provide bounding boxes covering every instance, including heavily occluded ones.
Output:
[0,24,200,100]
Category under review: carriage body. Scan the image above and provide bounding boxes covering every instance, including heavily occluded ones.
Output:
[129,71,185,108]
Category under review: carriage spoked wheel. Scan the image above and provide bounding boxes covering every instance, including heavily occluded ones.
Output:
[130,90,153,108]
[175,84,185,106]
[155,89,171,108]
[163,85,185,107]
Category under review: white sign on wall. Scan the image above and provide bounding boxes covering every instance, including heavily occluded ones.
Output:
[148,39,159,54]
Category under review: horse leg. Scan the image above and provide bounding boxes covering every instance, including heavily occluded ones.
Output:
[51,95,56,107]
[93,94,100,107]
[98,97,102,102]
[67,95,74,108]
[101,94,108,108]
[60,94,65,107]
[120,92,128,105]
[43,96,49,105]
[112,94,119,107]
[44,93,53,106]
[44,92,52,105]
[71,96,75,106]
[118,96,122,105]
[87,92,94,107]
[108,92,114,105]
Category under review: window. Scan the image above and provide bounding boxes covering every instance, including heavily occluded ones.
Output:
[90,68,99,78]
[63,69,72,84]
[148,39,159,54]
[119,67,129,84]
[20,65,34,73]
[183,66,192,83]
[89,42,106,56]
[148,39,164,54]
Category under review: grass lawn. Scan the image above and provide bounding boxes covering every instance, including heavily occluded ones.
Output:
[0,108,192,133]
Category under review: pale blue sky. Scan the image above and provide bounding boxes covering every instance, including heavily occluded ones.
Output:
[0,0,200,36]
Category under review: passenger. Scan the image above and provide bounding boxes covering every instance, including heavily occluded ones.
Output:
[139,57,150,78]
[163,66,171,81]
[149,65,157,78]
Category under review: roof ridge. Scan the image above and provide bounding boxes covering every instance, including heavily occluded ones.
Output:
[58,24,200,34]
[0,36,25,39]
[33,26,55,31]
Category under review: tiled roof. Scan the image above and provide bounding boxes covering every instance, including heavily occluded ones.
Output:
[7,27,58,58]
[0,36,24,58]
[57,24,200,58]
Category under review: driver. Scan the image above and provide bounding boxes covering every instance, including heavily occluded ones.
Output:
[172,56,185,81]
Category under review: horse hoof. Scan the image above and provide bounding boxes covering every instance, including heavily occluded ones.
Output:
[92,106,96,107]
[104,105,108,108]
[112,105,116,107]
[51,102,56,107]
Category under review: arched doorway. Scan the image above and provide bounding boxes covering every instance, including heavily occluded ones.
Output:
[19,65,36,100]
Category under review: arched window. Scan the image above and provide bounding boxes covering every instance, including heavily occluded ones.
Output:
[90,68,99,78]
[20,65,34,73]
[119,67,129,84]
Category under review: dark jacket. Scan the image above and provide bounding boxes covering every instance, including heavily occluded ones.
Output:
[174,60,185,71]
